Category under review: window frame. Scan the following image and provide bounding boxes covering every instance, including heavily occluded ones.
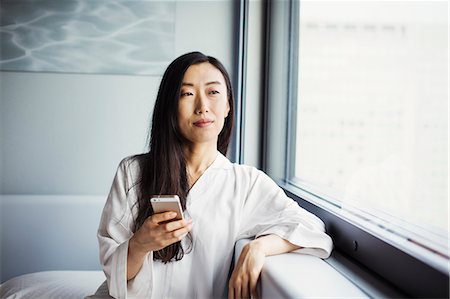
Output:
[261,0,449,298]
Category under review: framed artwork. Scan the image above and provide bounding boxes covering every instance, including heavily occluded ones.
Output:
[0,1,175,75]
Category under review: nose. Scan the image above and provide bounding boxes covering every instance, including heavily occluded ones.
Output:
[194,92,209,114]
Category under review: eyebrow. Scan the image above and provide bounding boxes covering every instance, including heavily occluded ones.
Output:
[181,81,222,87]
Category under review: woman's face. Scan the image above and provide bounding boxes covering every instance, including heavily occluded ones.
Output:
[177,62,230,147]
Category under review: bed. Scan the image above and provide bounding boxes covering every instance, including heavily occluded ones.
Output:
[0,271,105,299]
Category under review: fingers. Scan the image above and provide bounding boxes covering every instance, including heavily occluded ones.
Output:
[235,285,242,299]
[228,285,234,299]
[241,279,249,298]
[163,218,193,232]
[138,213,193,251]
[153,217,192,245]
[233,275,248,298]
[229,244,265,299]
[229,274,249,299]
[250,276,259,299]
[150,213,193,233]
[150,211,178,224]
[165,222,193,243]
[229,282,252,299]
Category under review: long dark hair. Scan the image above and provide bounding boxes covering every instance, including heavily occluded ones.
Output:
[133,52,234,263]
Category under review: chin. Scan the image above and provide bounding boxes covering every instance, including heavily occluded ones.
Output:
[189,134,219,144]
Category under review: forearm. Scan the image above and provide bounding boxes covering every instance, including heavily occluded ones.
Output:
[249,234,302,257]
[127,236,149,280]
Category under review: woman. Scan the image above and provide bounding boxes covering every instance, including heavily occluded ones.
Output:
[92,52,332,299]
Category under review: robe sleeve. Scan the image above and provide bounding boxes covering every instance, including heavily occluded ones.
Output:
[237,169,333,259]
[97,158,153,298]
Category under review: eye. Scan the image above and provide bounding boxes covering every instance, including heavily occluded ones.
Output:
[209,90,220,95]
[180,91,194,97]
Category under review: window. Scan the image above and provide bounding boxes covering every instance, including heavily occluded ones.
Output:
[263,0,449,297]
[294,0,448,266]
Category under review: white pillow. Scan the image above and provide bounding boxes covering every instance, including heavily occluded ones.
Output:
[0,271,105,299]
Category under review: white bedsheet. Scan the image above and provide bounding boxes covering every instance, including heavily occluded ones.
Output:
[0,271,105,299]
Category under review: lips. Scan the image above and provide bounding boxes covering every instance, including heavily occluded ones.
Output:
[193,119,213,127]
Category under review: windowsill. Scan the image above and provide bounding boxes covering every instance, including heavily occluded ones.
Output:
[279,184,449,298]
[234,239,403,298]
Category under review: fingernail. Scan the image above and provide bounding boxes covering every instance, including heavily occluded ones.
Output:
[170,212,177,217]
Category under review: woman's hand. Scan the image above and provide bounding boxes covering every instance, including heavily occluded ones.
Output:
[127,212,193,280]
[131,211,193,252]
[228,235,301,298]
[228,241,266,299]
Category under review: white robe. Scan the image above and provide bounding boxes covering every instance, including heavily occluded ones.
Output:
[94,153,333,299]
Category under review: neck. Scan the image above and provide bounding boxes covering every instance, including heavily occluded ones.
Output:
[183,143,218,188]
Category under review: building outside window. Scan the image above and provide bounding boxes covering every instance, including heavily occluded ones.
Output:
[292,0,448,267]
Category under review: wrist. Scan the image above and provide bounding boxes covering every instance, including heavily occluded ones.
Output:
[247,238,268,257]
[128,235,148,259]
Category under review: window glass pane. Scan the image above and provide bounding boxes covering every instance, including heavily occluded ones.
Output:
[295,1,448,255]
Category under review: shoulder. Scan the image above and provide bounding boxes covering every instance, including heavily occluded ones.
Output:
[220,154,275,186]
[225,161,286,203]
[231,163,261,178]
[115,154,147,190]
[216,154,258,174]
[117,154,146,172]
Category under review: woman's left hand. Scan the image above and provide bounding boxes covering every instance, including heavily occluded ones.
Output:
[228,240,266,299]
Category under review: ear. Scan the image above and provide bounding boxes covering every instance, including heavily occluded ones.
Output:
[225,100,230,118]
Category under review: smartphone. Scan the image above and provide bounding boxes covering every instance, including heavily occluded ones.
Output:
[150,195,184,221]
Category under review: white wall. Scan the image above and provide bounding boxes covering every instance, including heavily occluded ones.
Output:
[175,1,234,71]
[0,1,235,195]
[1,72,158,194]
[0,195,105,282]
